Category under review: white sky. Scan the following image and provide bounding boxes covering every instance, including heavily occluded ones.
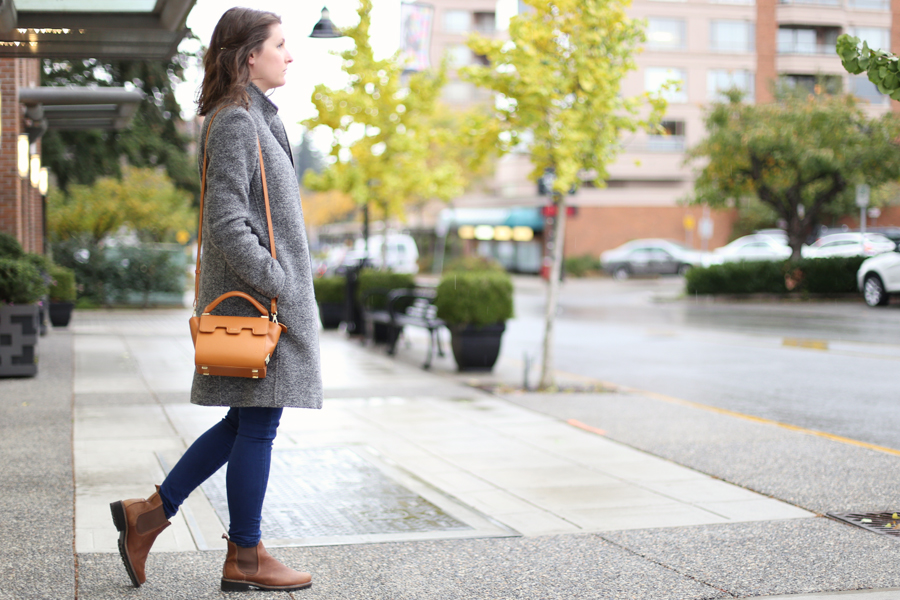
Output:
[175,1,404,145]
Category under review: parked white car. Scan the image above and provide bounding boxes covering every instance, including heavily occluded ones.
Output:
[857,251,900,306]
[802,233,896,259]
[704,234,791,266]
[600,239,703,280]
[352,234,420,274]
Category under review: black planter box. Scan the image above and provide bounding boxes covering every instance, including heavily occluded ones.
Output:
[49,302,75,327]
[317,302,344,330]
[450,323,505,372]
[0,304,39,377]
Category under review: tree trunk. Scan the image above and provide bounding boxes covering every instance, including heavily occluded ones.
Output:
[539,193,567,390]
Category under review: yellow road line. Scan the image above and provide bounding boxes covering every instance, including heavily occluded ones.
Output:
[554,369,900,458]
[567,419,607,436]
[782,338,829,351]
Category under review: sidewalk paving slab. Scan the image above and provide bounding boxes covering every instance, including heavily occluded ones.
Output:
[4,308,900,599]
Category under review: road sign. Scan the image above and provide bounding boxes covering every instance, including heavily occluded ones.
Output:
[683,215,696,231]
[856,184,870,208]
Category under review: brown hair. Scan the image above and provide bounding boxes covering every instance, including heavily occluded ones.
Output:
[197,7,281,115]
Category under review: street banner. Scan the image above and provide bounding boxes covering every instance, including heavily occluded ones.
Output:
[400,2,434,72]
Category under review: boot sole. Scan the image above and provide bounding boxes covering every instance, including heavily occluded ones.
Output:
[109,501,141,588]
[221,579,312,592]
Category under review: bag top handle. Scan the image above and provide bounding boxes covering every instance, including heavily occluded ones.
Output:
[195,106,278,319]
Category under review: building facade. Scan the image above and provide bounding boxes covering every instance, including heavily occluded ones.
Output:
[423,0,898,264]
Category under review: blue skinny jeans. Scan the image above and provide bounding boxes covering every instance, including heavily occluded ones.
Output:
[158,406,283,548]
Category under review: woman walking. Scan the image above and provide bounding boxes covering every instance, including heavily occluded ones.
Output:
[109,7,323,592]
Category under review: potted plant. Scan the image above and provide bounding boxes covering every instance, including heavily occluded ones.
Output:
[0,257,49,377]
[312,276,346,330]
[48,264,77,327]
[357,269,416,343]
[434,270,514,371]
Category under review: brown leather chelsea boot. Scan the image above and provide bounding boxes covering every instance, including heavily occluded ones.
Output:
[221,535,312,592]
[109,485,171,587]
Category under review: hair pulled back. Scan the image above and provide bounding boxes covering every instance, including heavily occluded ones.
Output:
[197,7,281,115]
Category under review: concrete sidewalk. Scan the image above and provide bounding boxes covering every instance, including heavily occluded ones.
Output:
[2,308,900,599]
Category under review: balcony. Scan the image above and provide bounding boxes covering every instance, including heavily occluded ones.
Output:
[777,41,838,55]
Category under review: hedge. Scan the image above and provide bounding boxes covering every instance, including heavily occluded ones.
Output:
[685,256,868,296]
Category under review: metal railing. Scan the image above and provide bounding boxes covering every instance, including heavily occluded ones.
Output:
[777,42,838,54]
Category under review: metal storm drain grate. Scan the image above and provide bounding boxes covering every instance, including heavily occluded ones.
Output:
[202,446,473,541]
[827,512,900,538]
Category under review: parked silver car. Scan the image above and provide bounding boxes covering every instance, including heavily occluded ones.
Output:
[600,239,703,280]
[802,233,896,259]
[857,251,900,306]
[703,234,791,266]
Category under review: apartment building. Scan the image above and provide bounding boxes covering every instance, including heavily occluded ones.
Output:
[423,0,897,264]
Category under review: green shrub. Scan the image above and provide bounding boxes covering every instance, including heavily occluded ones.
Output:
[564,254,600,277]
[686,261,786,295]
[49,264,77,302]
[793,256,866,294]
[0,258,48,304]
[313,276,346,304]
[443,255,505,273]
[357,269,416,310]
[0,232,24,258]
[52,240,187,306]
[685,256,869,295]
[435,271,514,327]
[110,245,186,307]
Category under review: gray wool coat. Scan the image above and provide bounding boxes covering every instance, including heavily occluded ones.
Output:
[191,84,323,410]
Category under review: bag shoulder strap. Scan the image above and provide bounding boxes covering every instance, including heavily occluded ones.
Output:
[195,106,278,319]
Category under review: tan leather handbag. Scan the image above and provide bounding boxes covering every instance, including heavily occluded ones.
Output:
[189,107,287,379]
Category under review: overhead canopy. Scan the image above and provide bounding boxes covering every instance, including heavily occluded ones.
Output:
[20,86,144,138]
[0,0,196,59]
[439,207,545,232]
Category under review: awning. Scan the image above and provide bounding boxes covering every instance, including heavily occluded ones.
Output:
[0,0,196,60]
[439,207,545,232]
[20,86,144,139]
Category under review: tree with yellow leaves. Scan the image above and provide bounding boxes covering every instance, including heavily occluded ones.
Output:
[463,0,666,389]
[302,0,501,255]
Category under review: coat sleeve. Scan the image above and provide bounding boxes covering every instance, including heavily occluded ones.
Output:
[203,108,286,299]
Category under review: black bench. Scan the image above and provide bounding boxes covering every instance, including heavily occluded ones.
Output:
[386,288,446,369]
[360,287,447,369]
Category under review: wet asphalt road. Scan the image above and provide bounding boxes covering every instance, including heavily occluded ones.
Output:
[504,275,900,451]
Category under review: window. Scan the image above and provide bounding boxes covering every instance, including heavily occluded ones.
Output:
[648,120,686,152]
[781,74,842,94]
[851,74,888,104]
[847,0,889,10]
[447,45,472,68]
[708,69,755,101]
[778,27,840,54]
[647,18,686,50]
[645,68,687,102]
[710,21,755,53]
[443,10,470,33]
[442,81,476,103]
[852,27,890,51]
[473,11,496,33]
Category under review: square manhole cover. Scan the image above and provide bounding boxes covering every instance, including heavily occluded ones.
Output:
[191,446,515,546]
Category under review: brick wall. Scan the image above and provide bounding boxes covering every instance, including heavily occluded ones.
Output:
[563,205,738,258]
[0,58,43,255]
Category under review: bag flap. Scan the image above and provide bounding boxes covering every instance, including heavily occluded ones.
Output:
[197,315,270,335]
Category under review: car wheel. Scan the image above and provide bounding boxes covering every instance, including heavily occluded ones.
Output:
[613,266,630,281]
[677,264,691,276]
[863,274,889,307]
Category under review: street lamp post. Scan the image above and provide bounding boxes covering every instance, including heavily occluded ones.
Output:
[309,7,343,38]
